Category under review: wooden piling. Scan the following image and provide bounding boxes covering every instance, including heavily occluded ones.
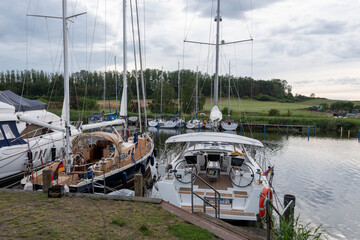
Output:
[348,130,350,138]
[134,174,143,197]
[340,127,343,138]
[42,169,52,193]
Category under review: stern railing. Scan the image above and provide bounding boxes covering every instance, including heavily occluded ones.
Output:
[190,172,221,218]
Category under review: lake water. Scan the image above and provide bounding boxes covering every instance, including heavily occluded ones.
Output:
[148,127,360,240]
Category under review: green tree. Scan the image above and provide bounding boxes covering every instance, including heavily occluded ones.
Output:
[149,80,176,114]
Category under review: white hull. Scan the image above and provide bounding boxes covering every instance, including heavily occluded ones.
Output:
[0,128,80,179]
[221,121,238,131]
[154,132,271,221]
[148,119,164,127]
[186,119,202,129]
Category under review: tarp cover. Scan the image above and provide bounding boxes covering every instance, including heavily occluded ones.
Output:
[0,90,47,112]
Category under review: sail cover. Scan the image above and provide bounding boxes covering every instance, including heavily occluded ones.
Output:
[210,105,223,122]
[0,90,47,112]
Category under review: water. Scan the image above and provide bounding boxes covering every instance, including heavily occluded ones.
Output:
[149,127,360,240]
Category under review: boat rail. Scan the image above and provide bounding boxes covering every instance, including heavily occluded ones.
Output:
[190,172,220,218]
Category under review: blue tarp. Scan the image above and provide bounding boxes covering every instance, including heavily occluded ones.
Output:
[0,90,47,112]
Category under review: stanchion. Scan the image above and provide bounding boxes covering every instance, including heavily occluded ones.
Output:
[307,126,310,141]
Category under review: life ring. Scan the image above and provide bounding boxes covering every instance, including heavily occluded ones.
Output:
[259,187,273,218]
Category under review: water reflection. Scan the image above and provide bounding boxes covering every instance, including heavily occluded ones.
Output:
[147,128,359,240]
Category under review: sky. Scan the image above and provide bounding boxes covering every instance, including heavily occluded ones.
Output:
[0,0,359,100]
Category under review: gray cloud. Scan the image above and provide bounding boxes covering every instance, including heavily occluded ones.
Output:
[186,0,284,19]
[305,19,346,35]
[326,77,360,86]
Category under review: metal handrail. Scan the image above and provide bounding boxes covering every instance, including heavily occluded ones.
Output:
[190,172,221,218]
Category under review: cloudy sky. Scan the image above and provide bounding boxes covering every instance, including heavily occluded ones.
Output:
[1,0,359,100]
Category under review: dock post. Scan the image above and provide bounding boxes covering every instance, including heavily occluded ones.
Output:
[240,124,243,135]
[313,123,316,135]
[283,194,296,223]
[134,174,143,197]
[307,126,310,141]
[264,125,266,140]
[266,200,271,240]
[340,127,343,138]
[286,126,289,140]
[42,169,52,193]
[348,130,351,138]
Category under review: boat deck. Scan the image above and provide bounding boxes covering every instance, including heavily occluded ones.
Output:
[194,173,233,191]
[30,137,152,187]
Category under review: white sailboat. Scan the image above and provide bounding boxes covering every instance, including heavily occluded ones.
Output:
[161,63,184,129]
[221,63,238,131]
[186,67,202,129]
[154,0,273,221]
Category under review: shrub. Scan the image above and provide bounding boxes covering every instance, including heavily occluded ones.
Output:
[268,108,280,116]
[272,215,325,240]
[222,107,233,116]
[255,94,275,101]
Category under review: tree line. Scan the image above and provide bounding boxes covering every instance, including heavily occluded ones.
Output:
[0,69,299,114]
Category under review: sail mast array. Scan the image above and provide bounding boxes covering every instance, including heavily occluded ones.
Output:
[183,0,252,107]
[27,0,86,173]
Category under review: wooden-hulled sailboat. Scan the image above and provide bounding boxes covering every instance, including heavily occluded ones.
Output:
[21,0,155,193]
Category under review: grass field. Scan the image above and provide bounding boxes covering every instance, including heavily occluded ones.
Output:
[0,191,216,240]
[48,98,360,130]
[204,98,335,117]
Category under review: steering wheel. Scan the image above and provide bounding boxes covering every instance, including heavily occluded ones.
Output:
[173,160,197,184]
[229,163,254,187]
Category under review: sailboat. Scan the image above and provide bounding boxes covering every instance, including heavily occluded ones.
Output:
[186,67,202,129]
[161,64,185,129]
[21,0,155,193]
[221,63,238,131]
[0,98,77,181]
[154,0,273,221]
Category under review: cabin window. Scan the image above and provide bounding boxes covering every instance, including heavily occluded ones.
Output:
[0,131,4,140]
[39,150,43,158]
[43,149,47,158]
[34,151,38,160]
[2,124,16,139]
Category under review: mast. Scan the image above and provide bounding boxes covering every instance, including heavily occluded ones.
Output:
[160,67,163,115]
[122,0,128,136]
[228,61,230,118]
[214,0,221,106]
[130,0,142,132]
[115,56,118,109]
[178,62,180,114]
[135,0,147,129]
[62,0,71,173]
[196,66,199,116]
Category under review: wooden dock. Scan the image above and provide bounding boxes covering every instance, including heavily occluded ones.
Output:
[161,201,266,240]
